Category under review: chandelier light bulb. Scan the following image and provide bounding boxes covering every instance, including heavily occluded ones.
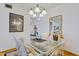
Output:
[32,14,37,17]
[39,14,43,17]
[34,6,41,13]
[42,9,47,15]
[29,9,34,15]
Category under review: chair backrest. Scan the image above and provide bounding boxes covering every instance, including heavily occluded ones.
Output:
[46,40,64,56]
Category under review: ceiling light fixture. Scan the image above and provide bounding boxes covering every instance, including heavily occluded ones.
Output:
[29,4,47,18]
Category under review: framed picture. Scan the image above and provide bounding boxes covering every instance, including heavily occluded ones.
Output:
[49,15,62,34]
[9,13,24,32]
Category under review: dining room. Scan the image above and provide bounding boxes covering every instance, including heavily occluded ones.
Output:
[0,3,79,56]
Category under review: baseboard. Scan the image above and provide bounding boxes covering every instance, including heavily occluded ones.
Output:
[63,49,79,56]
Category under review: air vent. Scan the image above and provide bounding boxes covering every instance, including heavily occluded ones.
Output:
[5,4,12,9]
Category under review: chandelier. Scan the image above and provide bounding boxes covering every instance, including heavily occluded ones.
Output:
[29,4,47,18]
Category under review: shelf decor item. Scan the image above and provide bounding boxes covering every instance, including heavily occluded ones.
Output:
[53,33,58,41]
[9,13,24,32]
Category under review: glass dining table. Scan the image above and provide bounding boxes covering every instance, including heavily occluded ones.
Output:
[27,38,64,56]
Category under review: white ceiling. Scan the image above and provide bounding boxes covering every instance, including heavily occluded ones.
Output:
[9,3,60,10]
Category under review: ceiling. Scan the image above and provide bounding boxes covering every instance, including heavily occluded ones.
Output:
[9,3,60,10]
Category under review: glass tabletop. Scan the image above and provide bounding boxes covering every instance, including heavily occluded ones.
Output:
[31,39,58,52]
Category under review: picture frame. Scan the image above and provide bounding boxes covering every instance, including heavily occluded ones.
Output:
[49,15,62,34]
[9,13,24,32]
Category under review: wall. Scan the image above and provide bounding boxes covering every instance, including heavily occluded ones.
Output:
[0,4,30,52]
[48,3,79,55]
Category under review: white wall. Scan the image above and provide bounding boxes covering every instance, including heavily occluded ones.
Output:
[0,4,30,51]
[48,4,79,55]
